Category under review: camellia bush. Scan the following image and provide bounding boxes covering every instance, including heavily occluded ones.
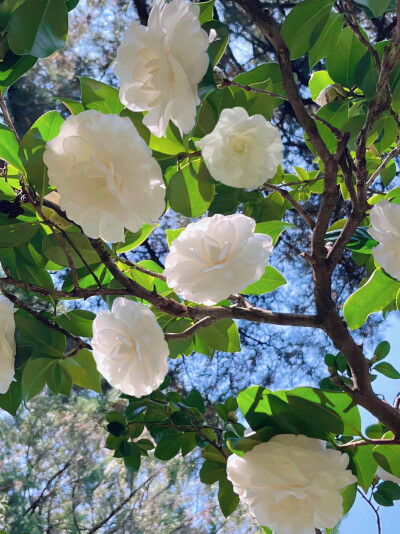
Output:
[1,0,400,532]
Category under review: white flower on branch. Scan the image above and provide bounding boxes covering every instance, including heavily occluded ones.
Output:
[226,434,356,534]
[115,0,209,137]
[164,213,273,305]
[196,107,283,189]
[368,199,400,280]
[92,298,169,397]
[0,296,16,394]
[43,110,165,243]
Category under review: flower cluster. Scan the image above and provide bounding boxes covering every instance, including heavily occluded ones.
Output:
[0,296,16,394]
[227,434,356,534]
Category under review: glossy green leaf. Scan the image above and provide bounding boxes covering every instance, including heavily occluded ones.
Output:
[218,478,239,517]
[353,445,378,492]
[343,268,400,330]
[354,0,391,17]
[20,111,64,197]
[53,310,96,338]
[168,167,214,217]
[374,362,400,379]
[115,224,155,254]
[241,266,286,296]
[196,319,240,353]
[255,220,294,245]
[22,358,56,401]
[8,0,68,58]
[16,312,66,357]
[60,349,101,393]
[42,232,99,268]
[0,123,25,173]
[80,76,123,114]
[0,50,37,89]
[309,70,335,102]
[308,12,344,69]
[0,219,40,248]
[373,341,390,362]
[326,27,368,87]
[374,444,400,479]
[281,0,334,60]
[0,375,22,415]
[58,97,85,115]
[200,460,226,484]
[199,0,214,24]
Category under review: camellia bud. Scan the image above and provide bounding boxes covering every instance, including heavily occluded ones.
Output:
[227,410,238,422]
[41,191,72,230]
[213,66,225,86]
[316,83,347,106]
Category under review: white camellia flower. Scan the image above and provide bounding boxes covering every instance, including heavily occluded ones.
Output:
[226,434,356,534]
[43,110,165,243]
[92,298,169,397]
[376,465,400,484]
[196,107,283,189]
[115,0,209,137]
[368,200,400,280]
[0,296,16,394]
[164,214,273,305]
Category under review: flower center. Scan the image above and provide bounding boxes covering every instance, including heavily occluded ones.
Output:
[228,132,254,155]
[90,156,125,203]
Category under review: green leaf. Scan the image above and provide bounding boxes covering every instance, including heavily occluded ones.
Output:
[166,228,185,248]
[60,349,101,393]
[57,97,85,115]
[326,27,368,87]
[53,310,96,337]
[16,311,66,357]
[0,219,40,248]
[241,266,286,296]
[237,386,362,438]
[373,341,390,362]
[309,13,344,69]
[42,232,99,268]
[203,21,229,67]
[0,376,22,415]
[20,111,64,197]
[22,358,56,401]
[185,388,205,414]
[218,478,239,517]
[373,362,400,379]
[343,268,400,330]
[200,460,226,484]
[8,0,68,58]
[167,166,215,217]
[196,319,240,353]
[199,0,214,24]
[154,434,182,461]
[309,70,336,102]
[79,77,123,114]
[280,0,334,60]
[374,444,400,478]
[0,123,25,173]
[353,445,378,492]
[0,51,37,89]
[354,0,391,17]
[115,224,155,254]
[255,220,294,245]
[373,481,400,507]
[124,442,141,471]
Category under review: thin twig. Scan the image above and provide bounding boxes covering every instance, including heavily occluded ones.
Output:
[164,316,215,340]
[366,144,400,189]
[221,78,287,99]
[357,489,382,534]
[263,183,315,229]
[0,93,20,144]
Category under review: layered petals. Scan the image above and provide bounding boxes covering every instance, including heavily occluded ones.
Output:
[164,214,273,305]
[92,298,169,397]
[43,110,165,243]
[0,296,16,394]
[226,434,356,534]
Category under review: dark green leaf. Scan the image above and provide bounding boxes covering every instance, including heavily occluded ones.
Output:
[60,349,101,393]
[327,27,368,87]
[218,478,239,517]
[241,265,286,296]
[8,0,68,58]
[281,0,334,60]
[373,362,400,379]
[196,319,240,353]
[79,76,123,114]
